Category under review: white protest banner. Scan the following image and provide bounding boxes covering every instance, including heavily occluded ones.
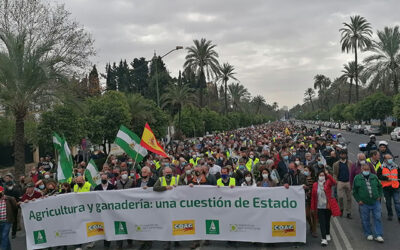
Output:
[21,186,306,249]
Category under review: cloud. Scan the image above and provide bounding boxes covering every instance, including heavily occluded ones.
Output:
[57,0,400,107]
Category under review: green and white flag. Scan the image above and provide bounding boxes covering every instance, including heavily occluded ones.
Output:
[115,125,147,162]
[85,160,101,186]
[52,133,73,183]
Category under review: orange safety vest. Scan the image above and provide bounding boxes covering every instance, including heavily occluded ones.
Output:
[381,167,399,189]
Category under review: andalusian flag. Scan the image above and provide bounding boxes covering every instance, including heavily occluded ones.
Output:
[52,133,73,183]
[115,125,148,161]
[140,123,168,158]
[85,160,101,186]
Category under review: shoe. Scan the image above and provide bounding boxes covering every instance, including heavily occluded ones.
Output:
[367,235,373,241]
[375,236,384,243]
[388,215,393,221]
[86,242,95,248]
[346,213,352,219]
[326,235,331,241]
[75,248,82,250]
[340,210,343,217]
[321,239,328,246]
[190,242,200,249]
[312,232,318,238]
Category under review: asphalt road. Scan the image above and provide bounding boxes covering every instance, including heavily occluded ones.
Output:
[11,127,400,250]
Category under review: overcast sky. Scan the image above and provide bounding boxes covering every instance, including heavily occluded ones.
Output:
[58,0,400,108]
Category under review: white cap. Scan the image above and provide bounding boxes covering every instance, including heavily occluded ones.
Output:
[337,133,342,136]
[370,134,376,138]
[378,140,388,146]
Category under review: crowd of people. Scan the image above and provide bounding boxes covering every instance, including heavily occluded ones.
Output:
[1,121,399,250]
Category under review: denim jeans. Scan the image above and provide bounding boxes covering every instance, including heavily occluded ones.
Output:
[0,222,12,250]
[359,200,383,237]
[383,188,400,218]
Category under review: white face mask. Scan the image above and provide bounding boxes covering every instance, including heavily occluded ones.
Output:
[295,161,300,165]
[44,175,50,179]
[359,160,366,165]
[318,176,325,182]
[262,174,269,179]
[121,174,128,180]
[245,176,252,182]
[185,170,192,175]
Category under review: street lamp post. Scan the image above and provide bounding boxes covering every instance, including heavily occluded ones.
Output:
[153,46,184,107]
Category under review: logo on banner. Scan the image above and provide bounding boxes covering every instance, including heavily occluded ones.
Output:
[172,220,195,235]
[86,222,105,237]
[34,230,47,244]
[54,229,76,238]
[205,220,219,235]
[229,224,260,232]
[272,221,296,237]
[114,221,128,235]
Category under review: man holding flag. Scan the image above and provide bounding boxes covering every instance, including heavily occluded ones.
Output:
[52,133,74,184]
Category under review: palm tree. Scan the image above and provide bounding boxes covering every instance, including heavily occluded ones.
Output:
[228,83,250,111]
[252,95,266,114]
[184,38,220,107]
[0,2,94,177]
[340,15,373,102]
[126,93,156,127]
[217,62,237,113]
[340,61,364,103]
[313,74,331,109]
[304,88,315,111]
[363,26,400,94]
[161,84,196,132]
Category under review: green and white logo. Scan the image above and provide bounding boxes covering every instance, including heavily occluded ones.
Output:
[34,230,47,244]
[205,220,219,235]
[114,221,128,235]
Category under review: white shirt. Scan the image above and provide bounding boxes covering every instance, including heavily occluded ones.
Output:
[209,164,221,175]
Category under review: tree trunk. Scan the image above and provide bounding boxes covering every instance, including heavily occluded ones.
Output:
[224,80,228,114]
[394,73,399,95]
[354,46,359,102]
[178,108,182,132]
[348,78,353,104]
[14,110,26,178]
[309,94,314,111]
[199,88,203,107]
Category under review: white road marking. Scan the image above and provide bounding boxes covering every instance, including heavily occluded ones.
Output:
[330,223,342,250]
[332,217,353,250]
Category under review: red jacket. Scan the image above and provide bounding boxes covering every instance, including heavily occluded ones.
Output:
[311,174,341,217]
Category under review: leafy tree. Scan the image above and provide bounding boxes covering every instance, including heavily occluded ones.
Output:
[330,104,347,121]
[304,88,315,110]
[85,91,131,154]
[228,83,250,111]
[38,105,85,149]
[217,63,237,113]
[0,0,94,176]
[340,61,364,103]
[358,92,393,121]
[392,93,400,120]
[105,63,118,91]
[340,15,373,102]
[88,65,101,96]
[161,84,196,132]
[116,60,132,93]
[313,75,331,109]
[252,95,267,114]
[343,104,356,121]
[130,57,149,95]
[363,26,400,94]
[184,38,220,107]
[149,56,171,105]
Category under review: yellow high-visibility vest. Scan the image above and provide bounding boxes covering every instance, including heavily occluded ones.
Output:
[159,175,180,186]
[217,177,236,187]
[73,182,91,193]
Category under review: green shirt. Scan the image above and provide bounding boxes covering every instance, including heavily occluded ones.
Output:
[352,174,382,205]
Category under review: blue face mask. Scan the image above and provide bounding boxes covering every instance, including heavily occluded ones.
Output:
[283,156,289,160]
[239,165,245,170]
[318,161,324,166]
[387,159,393,165]
[362,171,370,176]
[303,171,310,176]
[165,163,170,167]
[221,174,228,179]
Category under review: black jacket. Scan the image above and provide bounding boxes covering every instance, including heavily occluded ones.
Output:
[136,177,157,188]
[94,183,116,191]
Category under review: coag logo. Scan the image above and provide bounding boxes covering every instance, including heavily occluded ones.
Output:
[272,221,296,237]
[86,222,105,237]
[172,220,195,235]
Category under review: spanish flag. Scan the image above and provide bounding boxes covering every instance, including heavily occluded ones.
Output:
[140,123,168,158]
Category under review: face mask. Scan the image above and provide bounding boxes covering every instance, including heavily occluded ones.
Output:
[318,161,324,166]
[7,186,13,190]
[48,188,54,193]
[359,160,366,165]
[127,162,133,165]
[192,155,196,159]
[77,183,84,188]
[101,179,108,184]
[185,170,192,175]
[229,172,233,176]
[165,174,172,179]
[295,161,300,165]
[283,156,289,160]
[39,184,45,190]
[113,173,119,177]
[318,176,325,182]
[260,161,266,164]
[387,159,393,165]
[121,174,128,180]
[262,174,269,179]
[31,171,36,174]
[60,189,66,194]
[44,175,50,179]
[245,176,252,182]
[195,171,201,176]
[362,171,370,176]
[130,173,135,177]
[239,165,245,170]
[77,173,82,177]
[303,171,310,176]
[165,163,170,167]
[221,174,228,179]
[249,155,254,159]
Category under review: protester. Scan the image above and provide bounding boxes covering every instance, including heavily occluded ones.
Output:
[136,167,156,189]
[304,166,317,238]
[352,163,384,242]
[216,167,236,187]
[0,186,17,250]
[350,153,375,188]
[333,150,353,219]
[257,168,276,187]
[241,171,256,187]
[20,183,42,203]
[311,170,341,246]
